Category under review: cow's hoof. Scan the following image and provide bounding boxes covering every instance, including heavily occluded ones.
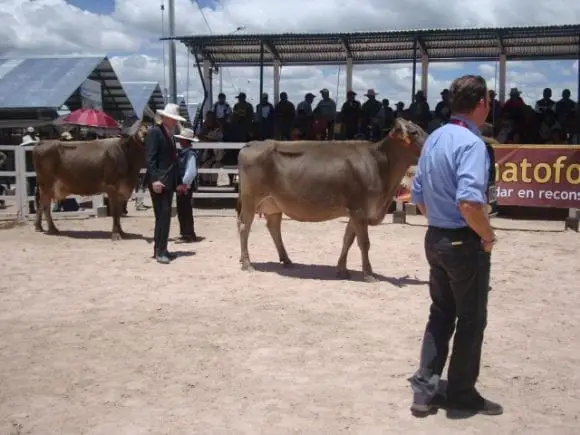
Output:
[111,233,121,241]
[34,226,43,233]
[336,269,350,279]
[280,259,293,268]
[241,264,255,272]
[363,274,378,283]
[47,228,59,235]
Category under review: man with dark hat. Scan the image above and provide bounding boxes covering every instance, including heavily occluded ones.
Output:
[296,92,315,139]
[339,90,361,139]
[232,92,254,141]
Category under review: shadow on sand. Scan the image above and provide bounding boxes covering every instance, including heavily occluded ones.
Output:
[252,262,428,286]
[41,230,150,241]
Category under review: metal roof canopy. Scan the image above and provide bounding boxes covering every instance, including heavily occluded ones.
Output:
[0,56,135,116]
[165,24,580,67]
[122,81,165,119]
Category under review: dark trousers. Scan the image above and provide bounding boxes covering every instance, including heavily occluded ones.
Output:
[411,226,491,402]
[176,190,195,237]
[149,185,174,255]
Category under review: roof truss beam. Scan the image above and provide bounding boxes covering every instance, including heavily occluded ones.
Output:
[262,40,280,60]
[416,36,428,57]
[92,69,120,112]
[497,32,505,54]
[340,37,352,58]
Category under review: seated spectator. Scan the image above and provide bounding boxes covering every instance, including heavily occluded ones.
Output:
[546,128,565,144]
[538,110,562,143]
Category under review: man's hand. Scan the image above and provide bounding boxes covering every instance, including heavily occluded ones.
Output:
[152,181,165,194]
[176,184,189,195]
[481,236,497,253]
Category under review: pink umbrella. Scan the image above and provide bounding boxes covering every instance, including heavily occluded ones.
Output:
[62,108,120,129]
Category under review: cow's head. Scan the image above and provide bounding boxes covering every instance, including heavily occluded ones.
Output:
[386,118,427,158]
[123,119,149,144]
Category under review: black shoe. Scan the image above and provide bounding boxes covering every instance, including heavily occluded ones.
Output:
[165,251,178,259]
[177,234,197,243]
[155,254,171,264]
[446,395,503,416]
[410,393,446,417]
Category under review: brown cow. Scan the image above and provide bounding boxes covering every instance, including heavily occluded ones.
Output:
[236,117,427,282]
[33,122,148,240]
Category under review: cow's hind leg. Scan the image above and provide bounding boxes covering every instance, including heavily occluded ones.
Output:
[39,189,59,235]
[237,196,256,271]
[34,187,43,232]
[351,211,376,283]
[336,219,356,279]
[264,212,292,267]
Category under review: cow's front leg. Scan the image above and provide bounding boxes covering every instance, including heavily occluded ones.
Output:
[351,213,376,283]
[237,196,256,271]
[108,194,123,241]
[336,219,356,279]
[265,212,292,267]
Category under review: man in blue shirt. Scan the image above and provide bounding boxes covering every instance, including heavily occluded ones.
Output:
[409,75,502,417]
[174,128,199,243]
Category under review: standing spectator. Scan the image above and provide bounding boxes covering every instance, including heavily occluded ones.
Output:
[485,90,502,126]
[395,101,405,118]
[144,103,184,264]
[255,93,275,140]
[296,92,315,139]
[555,89,576,124]
[174,128,199,243]
[315,88,336,140]
[360,89,382,140]
[274,92,295,140]
[339,90,361,139]
[231,92,254,142]
[409,75,502,417]
[409,90,432,130]
[534,87,555,114]
[377,98,395,132]
[435,89,451,122]
[213,93,232,130]
[503,88,526,122]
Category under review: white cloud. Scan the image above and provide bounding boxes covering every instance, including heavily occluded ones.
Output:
[1,0,579,109]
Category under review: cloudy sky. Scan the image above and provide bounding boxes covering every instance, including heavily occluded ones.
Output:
[1,0,579,108]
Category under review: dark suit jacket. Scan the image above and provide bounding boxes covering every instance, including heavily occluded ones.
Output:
[144,126,180,190]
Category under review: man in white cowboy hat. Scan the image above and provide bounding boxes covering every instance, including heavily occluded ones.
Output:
[144,103,186,264]
[174,127,200,243]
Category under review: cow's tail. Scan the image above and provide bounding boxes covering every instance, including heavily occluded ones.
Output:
[34,185,40,211]
[235,197,242,217]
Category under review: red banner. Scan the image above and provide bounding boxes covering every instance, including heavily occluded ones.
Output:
[494,145,580,208]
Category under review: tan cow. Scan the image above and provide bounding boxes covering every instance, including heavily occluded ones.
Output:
[236,117,427,282]
[33,121,148,240]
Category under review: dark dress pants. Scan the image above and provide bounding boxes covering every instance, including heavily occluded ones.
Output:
[176,189,195,237]
[410,226,491,403]
[148,185,174,256]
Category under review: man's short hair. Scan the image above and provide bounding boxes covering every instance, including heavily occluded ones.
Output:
[449,75,487,114]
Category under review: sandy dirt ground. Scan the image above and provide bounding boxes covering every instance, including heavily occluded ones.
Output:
[0,204,579,435]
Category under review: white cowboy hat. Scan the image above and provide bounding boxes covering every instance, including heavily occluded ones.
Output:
[156,103,187,122]
[60,131,73,140]
[365,89,378,97]
[174,128,200,142]
[26,126,35,133]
